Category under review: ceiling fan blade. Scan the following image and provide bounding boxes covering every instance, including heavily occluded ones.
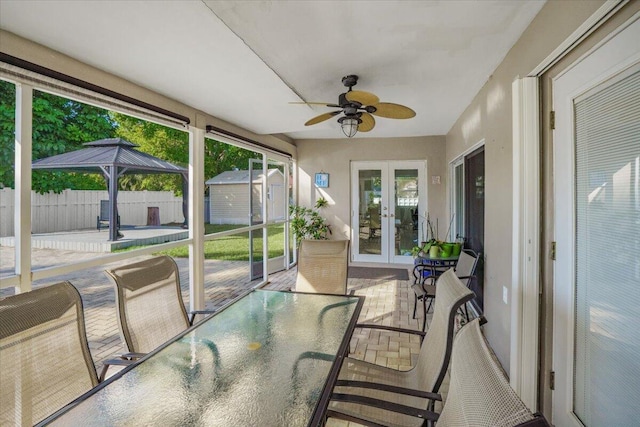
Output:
[304,110,341,126]
[359,113,375,132]
[371,102,416,119]
[289,102,340,107]
[345,90,380,106]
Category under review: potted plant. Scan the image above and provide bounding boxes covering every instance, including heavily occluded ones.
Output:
[289,197,331,244]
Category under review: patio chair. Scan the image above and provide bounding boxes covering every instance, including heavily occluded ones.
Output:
[295,239,350,295]
[326,269,474,426]
[105,255,214,354]
[97,199,120,231]
[329,318,550,427]
[0,282,99,425]
[412,249,479,331]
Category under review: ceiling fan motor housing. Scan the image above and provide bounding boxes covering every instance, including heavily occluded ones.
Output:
[341,74,358,88]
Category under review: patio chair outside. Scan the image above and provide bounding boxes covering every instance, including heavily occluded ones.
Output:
[97,199,120,231]
[0,282,98,425]
[105,255,212,354]
[330,318,549,426]
[295,239,349,295]
[326,268,474,427]
[412,248,479,330]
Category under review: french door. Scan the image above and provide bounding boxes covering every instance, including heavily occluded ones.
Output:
[552,17,640,427]
[351,161,426,264]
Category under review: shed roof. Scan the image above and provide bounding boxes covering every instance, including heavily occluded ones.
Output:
[206,169,282,185]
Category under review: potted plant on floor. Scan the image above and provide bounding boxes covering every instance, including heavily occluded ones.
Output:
[289,197,331,244]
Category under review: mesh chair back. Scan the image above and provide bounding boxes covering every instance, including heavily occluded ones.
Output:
[455,249,479,286]
[439,319,535,426]
[414,268,474,393]
[105,255,189,353]
[0,282,98,425]
[296,239,349,295]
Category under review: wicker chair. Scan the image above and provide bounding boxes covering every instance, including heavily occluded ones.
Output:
[327,269,474,427]
[105,255,213,354]
[295,239,349,295]
[331,318,550,426]
[0,282,98,425]
[412,249,479,331]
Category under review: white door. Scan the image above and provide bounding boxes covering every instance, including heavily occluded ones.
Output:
[553,17,640,427]
[351,160,426,264]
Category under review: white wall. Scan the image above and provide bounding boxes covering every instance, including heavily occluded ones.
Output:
[295,136,446,244]
[444,0,608,372]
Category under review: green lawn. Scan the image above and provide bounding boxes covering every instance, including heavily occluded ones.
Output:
[119,223,287,262]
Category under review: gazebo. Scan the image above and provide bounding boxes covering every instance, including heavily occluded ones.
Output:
[32,138,188,241]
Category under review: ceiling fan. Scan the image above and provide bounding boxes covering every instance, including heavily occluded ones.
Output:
[291,75,416,137]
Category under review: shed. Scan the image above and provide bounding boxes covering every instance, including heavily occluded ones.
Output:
[206,169,285,225]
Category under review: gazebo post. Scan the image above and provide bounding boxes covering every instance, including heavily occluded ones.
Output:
[32,138,188,241]
[181,173,188,228]
[108,166,119,241]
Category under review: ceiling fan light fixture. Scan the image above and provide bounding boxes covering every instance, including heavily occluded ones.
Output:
[338,116,359,138]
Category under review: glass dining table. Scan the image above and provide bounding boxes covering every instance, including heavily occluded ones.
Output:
[39,289,364,427]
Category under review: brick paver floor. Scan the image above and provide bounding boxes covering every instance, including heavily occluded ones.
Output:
[2,247,433,426]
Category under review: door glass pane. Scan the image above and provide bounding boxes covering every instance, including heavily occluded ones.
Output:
[0,80,15,287]
[357,170,382,255]
[574,69,640,426]
[266,159,287,274]
[249,158,264,280]
[465,148,485,312]
[394,169,418,256]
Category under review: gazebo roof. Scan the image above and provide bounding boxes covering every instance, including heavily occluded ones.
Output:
[32,138,187,175]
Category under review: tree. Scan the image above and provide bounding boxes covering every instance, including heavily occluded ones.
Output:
[112,112,260,196]
[0,80,116,193]
[0,80,265,195]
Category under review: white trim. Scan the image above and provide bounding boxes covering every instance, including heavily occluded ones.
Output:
[14,82,33,294]
[448,157,464,242]
[510,76,540,411]
[189,127,206,313]
[0,63,189,131]
[552,18,640,426]
[528,0,629,77]
[450,138,485,163]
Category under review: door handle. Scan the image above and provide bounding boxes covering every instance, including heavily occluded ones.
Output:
[382,214,388,218]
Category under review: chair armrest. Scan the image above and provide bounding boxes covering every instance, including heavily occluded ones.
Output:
[355,323,426,344]
[118,352,146,360]
[188,309,216,325]
[330,393,439,422]
[516,413,552,427]
[335,379,442,401]
[98,358,137,382]
[355,323,425,337]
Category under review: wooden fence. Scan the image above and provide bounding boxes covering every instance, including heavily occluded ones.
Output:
[0,189,184,237]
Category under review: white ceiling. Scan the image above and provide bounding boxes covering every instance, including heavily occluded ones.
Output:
[0,0,545,140]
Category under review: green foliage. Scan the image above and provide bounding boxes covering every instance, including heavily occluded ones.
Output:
[0,80,262,195]
[0,80,117,193]
[289,197,331,244]
[112,113,188,195]
[112,113,259,196]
